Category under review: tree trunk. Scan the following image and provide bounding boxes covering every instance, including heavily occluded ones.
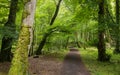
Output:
[28,28,34,56]
[97,0,109,61]
[114,0,120,53]
[36,0,62,55]
[0,0,18,62]
[36,34,48,55]
[8,0,36,75]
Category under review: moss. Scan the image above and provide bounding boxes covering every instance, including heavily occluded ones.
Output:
[22,9,30,20]
[8,26,30,75]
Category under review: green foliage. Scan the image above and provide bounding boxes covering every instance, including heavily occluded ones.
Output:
[33,0,101,51]
[1,26,17,38]
[73,0,98,22]
[0,0,9,24]
[88,38,98,46]
[0,0,120,73]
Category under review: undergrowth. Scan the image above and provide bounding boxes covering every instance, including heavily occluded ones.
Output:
[79,47,120,75]
[41,49,69,61]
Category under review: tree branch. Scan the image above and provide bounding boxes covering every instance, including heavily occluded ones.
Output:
[50,0,62,25]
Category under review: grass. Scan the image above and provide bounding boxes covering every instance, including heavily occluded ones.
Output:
[79,47,120,75]
[42,49,69,61]
[41,47,120,75]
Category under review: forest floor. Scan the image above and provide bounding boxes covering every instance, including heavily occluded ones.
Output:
[0,48,90,75]
[29,48,90,75]
[0,62,10,75]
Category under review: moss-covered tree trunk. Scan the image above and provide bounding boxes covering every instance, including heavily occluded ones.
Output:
[0,0,18,62]
[8,0,36,75]
[36,0,62,55]
[114,0,120,53]
[97,0,108,61]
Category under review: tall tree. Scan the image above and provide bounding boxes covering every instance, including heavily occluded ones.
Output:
[97,0,109,61]
[36,0,62,55]
[0,0,18,62]
[114,0,120,53]
[8,0,36,75]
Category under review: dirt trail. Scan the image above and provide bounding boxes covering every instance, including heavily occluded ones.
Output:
[60,48,90,75]
[29,48,91,75]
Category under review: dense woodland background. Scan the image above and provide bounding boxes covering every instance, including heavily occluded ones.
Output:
[0,0,120,75]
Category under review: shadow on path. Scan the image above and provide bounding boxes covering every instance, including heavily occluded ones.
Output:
[60,48,90,75]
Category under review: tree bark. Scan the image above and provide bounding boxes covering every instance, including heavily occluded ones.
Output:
[36,0,62,55]
[0,0,18,62]
[28,28,34,56]
[8,0,36,75]
[97,0,108,61]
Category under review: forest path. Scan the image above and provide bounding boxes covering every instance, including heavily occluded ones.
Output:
[60,48,90,75]
[29,48,91,75]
